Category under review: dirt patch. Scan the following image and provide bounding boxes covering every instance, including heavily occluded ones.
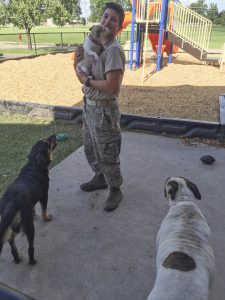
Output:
[0,52,224,122]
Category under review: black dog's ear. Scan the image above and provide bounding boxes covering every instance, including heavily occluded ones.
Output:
[184,178,201,200]
[168,180,179,201]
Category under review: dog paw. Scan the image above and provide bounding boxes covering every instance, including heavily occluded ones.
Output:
[13,256,22,264]
[29,259,37,265]
[42,214,53,222]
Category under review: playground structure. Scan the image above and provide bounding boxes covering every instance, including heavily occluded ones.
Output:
[219,43,225,71]
[119,0,220,82]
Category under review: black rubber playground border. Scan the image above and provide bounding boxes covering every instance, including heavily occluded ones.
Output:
[1,99,225,139]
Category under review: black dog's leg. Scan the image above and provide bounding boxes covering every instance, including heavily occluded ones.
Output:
[27,222,36,265]
[21,208,37,265]
[40,192,52,222]
[8,235,21,264]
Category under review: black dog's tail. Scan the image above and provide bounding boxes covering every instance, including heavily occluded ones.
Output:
[0,203,18,254]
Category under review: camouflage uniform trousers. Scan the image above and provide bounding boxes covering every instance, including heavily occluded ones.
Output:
[82,100,123,187]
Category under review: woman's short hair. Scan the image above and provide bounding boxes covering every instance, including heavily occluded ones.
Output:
[103,2,125,28]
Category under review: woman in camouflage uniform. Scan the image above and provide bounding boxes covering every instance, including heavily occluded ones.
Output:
[73,2,125,212]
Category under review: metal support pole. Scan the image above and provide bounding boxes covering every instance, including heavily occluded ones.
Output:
[135,23,141,68]
[129,0,136,70]
[168,0,177,64]
[61,32,63,50]
[33,33,37,54]
[156,0,168,71]
[168,42,173,63]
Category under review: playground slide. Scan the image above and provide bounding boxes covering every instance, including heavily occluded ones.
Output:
[118,7,178,56]
[148,33,178,55]
[147,1,178,55]
[117,11,132,35]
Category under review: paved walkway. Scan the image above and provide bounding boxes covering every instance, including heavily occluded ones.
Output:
[0,132,225,299]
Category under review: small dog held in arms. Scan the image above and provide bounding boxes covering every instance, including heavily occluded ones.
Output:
[147,177,215,300]
[76,24,109,75]
[0,135,57,265]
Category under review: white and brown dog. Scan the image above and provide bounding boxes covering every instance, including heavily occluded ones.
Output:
[76,24,109,76]
[147,177,215,300]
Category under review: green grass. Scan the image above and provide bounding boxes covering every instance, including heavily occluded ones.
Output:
[209,25,225,48]
[0,25,90,34]
[0,113,83,196]
[0,48,60,54]
[0,24,223,55]
[0,24,130,54]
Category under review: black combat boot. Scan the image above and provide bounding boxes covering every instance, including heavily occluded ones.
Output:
[104,186,122,212]
[80,174,108,192]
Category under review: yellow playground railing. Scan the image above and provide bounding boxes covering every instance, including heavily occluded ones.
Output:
[220,43,225,71]
[168,1,212,52]
[136,0,162,23]
[136,0,212,53]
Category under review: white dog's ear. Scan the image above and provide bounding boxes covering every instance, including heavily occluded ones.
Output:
[166,180,179,201]
[184,178,201,200]
[89,26,94,31]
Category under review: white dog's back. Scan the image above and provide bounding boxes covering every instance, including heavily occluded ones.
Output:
[147,177,215,300]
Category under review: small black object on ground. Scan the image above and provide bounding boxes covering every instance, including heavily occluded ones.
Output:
[200,155,216,165]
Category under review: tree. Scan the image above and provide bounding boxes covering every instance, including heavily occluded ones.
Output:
[207,3,219,23]
[189,0,208,17]
[47,0,70,26]
[4,0,81,48]
[0,0,8,26]
[61,0,81,19]
[6,0,46,49]
[89,0,131,23]
[46,0,81,27]
[217,10,225,26]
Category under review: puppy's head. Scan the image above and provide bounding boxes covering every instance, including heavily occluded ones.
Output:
[164,177,201,205]
[89,24,109,42]
[28,134,57,168]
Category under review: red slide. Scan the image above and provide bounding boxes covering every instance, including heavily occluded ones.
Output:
[148,33,178,55]
[117,11,132,35]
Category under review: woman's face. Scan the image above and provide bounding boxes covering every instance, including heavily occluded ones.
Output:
[100,8,120,39]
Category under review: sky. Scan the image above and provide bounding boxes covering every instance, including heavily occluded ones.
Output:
[80,0,225,18]
[80,0,90,18]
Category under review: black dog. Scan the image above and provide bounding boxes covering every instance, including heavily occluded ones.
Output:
[0,134,57,265]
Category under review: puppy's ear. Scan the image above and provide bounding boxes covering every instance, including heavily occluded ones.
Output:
[89,26,94,31]
[167,180,179,201]
[184,178,201,200]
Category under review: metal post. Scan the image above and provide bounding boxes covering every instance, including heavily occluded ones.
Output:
[156,0,168,71]
[33,33,37,54]
[135,23,141,68]
[168,42,173,63]
[129,0,136,70]
[168,0,178,64]
[60,32,63,50]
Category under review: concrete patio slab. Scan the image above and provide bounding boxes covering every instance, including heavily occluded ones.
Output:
[0,131,225,300]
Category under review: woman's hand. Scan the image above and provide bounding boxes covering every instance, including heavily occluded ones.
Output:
[73,46,88,84]
[73,46,84,71]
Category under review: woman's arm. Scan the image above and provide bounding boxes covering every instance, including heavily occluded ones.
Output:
[73,46,123,96]
[89,70,122,95]
[73,46,86,84]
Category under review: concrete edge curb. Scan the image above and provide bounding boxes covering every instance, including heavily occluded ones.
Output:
[0,99,224,139]
[0,50,73,62]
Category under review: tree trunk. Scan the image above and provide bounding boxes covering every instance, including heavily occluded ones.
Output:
[26,28,32,50]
